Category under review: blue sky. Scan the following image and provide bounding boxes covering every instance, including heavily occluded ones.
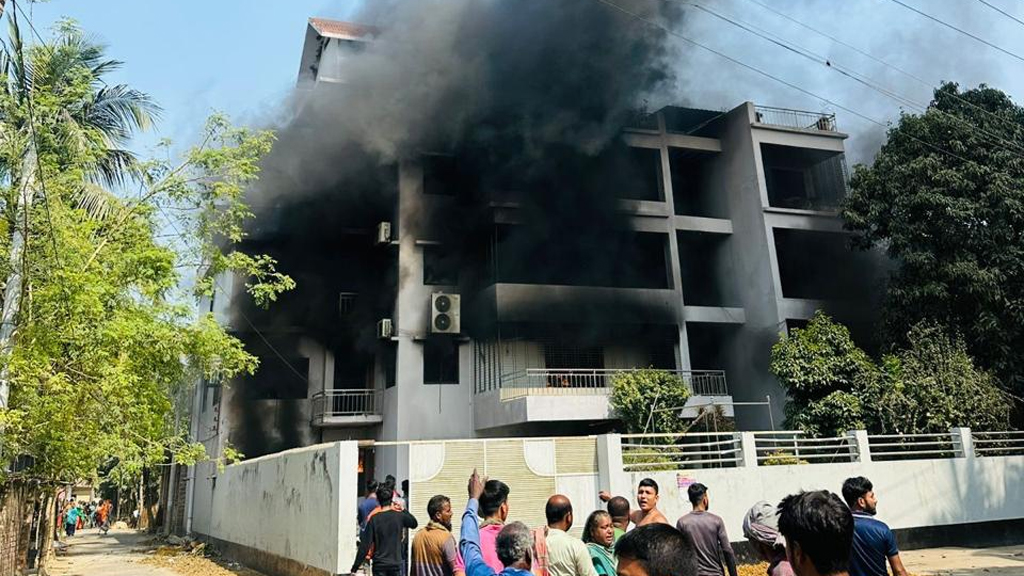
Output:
[21,0,359,153]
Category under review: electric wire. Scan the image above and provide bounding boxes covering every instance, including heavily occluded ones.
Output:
[975,0,1024,28]
[681,1,1024,159]
[592,0,982,168]
[738,0,1024,139]
[885,0,1024,64]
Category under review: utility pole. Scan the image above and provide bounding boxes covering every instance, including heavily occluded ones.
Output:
[0,147,37,411]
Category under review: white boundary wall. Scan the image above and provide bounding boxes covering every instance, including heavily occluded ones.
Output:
[199,441,358,575]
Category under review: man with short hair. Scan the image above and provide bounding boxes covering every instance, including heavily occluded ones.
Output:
[413,494,465,576]
[360,480,381,531]
[600,479,668,527]
[614,523,697,576]
[841,477,908,576]
[543,495,597,576]
[777,491,853,576]
[460,470,534,576]
[477,478,512,572]
[352,482,419,576]
[676,483,737,576]
[605,497,630,543]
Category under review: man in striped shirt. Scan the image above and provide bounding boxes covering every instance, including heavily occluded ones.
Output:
[413,494,466,576]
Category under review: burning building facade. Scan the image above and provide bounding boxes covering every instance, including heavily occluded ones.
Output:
[188,7,885,481]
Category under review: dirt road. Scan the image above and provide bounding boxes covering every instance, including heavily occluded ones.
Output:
[46,528,263,576]
[901,545,1024,576]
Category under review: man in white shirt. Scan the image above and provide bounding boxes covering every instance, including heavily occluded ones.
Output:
[543,495,598,576]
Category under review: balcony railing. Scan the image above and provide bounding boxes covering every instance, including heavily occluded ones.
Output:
[494,368,728,401]
[754,105,837,132]
[310,389,383,426]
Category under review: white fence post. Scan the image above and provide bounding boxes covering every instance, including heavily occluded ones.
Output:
[736,432,758,467]
[951,427,975,459]
[848,430,871,463]
[598,434,630,496]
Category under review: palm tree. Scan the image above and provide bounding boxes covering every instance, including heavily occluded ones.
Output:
[0,16,160,410]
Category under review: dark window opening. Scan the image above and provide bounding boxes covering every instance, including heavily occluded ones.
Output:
[773,228,875,300]
[338,292,358,318]
[677,231,742,307]
[423,245,459,285]
[761,144,847,211]
[424,337,459,384]
[543,342,605,370]
[333,350,373,390]
[670,151,724,218]
[382,344,397,389]
[785,318,809,335]
[617,147,664,201]
[244,356,309,400]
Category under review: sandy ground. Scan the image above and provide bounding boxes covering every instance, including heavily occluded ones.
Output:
[46,528,264,576]
[900,545,1024,576]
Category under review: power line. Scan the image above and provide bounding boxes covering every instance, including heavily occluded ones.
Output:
[739,0,1024,139]
[885,0,1024,64]
[593,0,982,167]
[682,1,1024,159]
[975,0,1024,28]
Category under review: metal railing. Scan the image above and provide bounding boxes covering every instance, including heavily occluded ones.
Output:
[972,431,1024,457]
[754,432,857,464]
[495,369,728,400]
[310,389,383,425]
[622,432,742,471]
[867,433,958,461]
[754,105,837,132]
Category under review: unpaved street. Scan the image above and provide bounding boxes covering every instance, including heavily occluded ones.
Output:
[46,529,263,576]
[901,545,1024,576]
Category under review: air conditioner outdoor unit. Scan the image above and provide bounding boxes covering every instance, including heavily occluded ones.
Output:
[377,318,394,339]
[375,222,392,245]
[430,293,461,334]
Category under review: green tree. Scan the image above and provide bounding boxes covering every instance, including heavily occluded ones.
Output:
[610,369,691,434]
[772,312,1011,436]
[0,20,290,488]
[843,82,1024,399]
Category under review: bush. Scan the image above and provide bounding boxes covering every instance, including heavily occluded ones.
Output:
[610,369,691,434]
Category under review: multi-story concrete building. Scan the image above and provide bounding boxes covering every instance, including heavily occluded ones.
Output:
[186,18,884,499]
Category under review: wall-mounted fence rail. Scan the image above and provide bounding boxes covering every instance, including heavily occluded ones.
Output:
[867,433,958,461]
[622,432,741,471]
[754,105,837,132]
[754,432,857,464]
[310,389,383,426]
[615,427,1019,471]
[972,431,1024,457]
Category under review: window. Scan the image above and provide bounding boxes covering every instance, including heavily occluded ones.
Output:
[423,246,458,285]
[424,337,459,384]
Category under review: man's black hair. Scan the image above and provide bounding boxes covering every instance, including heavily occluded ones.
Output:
[638,478,659,494]
[545,498,572,524]
[777,490,853,576]
[366,479,379,494]
[386,474,396,483]
[607,496,630,519]
[687,483,708,506]
[615,523,697,576]
[841,476,873,508]
[479,479,510,518]
[376,482,394,506]
[427,494,450,520]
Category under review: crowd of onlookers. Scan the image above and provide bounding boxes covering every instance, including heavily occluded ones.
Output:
[60,499,113,537]
[354,472,908,576]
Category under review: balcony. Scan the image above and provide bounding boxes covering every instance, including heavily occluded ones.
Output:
[310,389,384,427]
[474,368,730,430]
[754,105,837,133]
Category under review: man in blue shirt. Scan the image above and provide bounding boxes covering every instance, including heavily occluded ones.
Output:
[459,469,533,576]
[359,480,380,531]
[840,477,908,576]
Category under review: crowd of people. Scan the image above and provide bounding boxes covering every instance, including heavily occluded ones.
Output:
[60,498,113,537]
[352,472,909,576]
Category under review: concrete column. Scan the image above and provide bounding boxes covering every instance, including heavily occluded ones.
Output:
[598,434,631,497]
[736,432,759,467]
[847,430,871,463]
[950,427,975,459]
